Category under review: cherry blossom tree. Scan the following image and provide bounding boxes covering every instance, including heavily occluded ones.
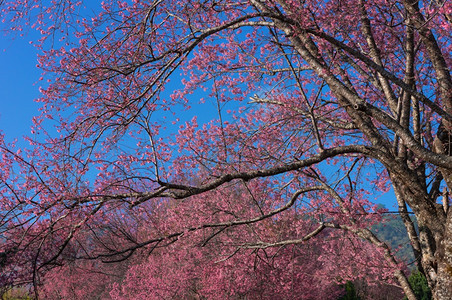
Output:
[0,0,451,299]
[39,185,400,299]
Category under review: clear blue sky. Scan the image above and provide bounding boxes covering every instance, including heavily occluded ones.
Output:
[0,31,41,144]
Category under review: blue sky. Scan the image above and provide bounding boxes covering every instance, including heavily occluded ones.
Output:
[0,31,41,144]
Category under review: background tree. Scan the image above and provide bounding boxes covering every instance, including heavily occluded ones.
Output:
[404,270,432,300]
[0,0,451,299]
[38,187,396,299]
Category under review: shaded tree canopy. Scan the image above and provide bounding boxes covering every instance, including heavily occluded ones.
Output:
[0,0,451,299]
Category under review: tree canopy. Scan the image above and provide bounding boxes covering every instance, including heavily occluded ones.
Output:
[0,0,451,299]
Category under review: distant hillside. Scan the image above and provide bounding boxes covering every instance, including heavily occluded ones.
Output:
[337,211,420,300]
[372,210,417,267]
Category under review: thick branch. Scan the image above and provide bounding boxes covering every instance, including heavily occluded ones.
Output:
[131,145,370,205]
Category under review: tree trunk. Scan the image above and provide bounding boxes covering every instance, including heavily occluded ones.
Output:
[434,210,452,299]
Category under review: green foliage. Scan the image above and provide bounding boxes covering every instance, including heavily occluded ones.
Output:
[1,287,33,300]
[403,270,431,300]
[338,281,361,300]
